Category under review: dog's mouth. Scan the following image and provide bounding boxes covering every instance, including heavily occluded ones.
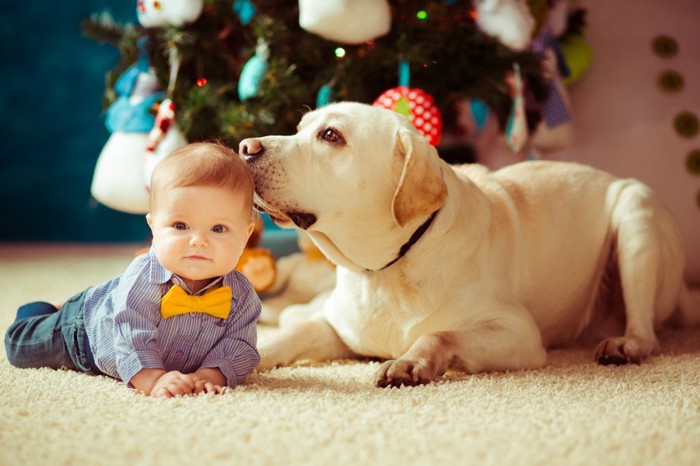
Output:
[254,196,317,230]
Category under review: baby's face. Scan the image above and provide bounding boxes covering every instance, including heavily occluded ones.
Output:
[147,185,254,285]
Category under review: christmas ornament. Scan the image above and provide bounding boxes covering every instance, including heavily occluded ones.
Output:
[238,41,269,101]
[92,133,152,214]
[92,38,163,214]
[505,63,528,153]
[373,60,443,146]
[316,83,334,108]
[559,34,593,86]
[373,87,443,146]
[233,0,256,25]
[137,0,203,28]
[142,98,188,188]
[298,0,391,44]
[473,0,535,51]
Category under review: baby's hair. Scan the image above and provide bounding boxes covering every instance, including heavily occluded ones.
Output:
[150,142,255,216]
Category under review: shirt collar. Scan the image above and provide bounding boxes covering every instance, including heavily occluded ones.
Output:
[147,247,233,298]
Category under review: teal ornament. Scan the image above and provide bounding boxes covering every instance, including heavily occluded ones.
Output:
[316,84,334,108]
[469,99,489,132]
[234,0,256,25]
[238,42,269,101]
[105,37,163,133]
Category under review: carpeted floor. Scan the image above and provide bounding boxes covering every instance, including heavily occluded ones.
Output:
[1,244,699,466]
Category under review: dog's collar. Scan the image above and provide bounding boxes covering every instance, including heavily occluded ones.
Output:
[370,209,440,272]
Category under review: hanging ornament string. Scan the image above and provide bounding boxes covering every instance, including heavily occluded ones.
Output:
[167,43,182,98]
[398,58,410,87]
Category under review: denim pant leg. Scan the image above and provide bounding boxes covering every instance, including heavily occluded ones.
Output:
[5,291,100,374]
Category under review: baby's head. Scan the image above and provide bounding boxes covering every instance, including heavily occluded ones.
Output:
[149,142,255,217]
[147,142,257,289]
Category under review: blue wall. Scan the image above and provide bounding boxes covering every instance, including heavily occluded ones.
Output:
[0,2,151,242]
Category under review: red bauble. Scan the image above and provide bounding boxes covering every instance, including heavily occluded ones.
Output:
[372,86,443,146]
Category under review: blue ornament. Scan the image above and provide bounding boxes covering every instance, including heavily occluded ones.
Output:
[316,84,334,108]
[105,37,164,133]
[469,99,489,132]
[234,0,256,25]
[239,41,269,101]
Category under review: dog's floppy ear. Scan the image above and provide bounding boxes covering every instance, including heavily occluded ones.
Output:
[391,128,447,227]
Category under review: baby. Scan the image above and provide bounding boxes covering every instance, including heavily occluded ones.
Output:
[5,142,261,397]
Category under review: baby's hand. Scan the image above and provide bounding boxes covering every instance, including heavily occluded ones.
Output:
[150,371,197,398]
[193,378,226,395]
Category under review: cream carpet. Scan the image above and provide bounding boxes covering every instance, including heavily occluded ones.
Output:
[1,244,699,466]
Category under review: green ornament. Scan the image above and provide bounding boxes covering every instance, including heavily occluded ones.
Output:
[652,35,678,58]
[674,111,699,138]
[560,36,593,86]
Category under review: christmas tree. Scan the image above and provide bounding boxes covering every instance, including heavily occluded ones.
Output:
[82,0,553,154]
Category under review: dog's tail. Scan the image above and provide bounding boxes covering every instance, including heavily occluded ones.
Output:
[672,283,700,326]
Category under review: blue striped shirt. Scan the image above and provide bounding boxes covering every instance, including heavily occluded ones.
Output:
[82,248,261,388]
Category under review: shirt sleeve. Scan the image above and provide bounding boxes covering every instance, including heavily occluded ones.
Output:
[111,255,167,385]
[200,272,261,387]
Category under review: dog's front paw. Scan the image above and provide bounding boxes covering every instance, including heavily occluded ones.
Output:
[594,336,658,365]
[373,358,441,388]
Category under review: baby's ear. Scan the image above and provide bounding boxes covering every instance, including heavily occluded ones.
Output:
[146,213,154,229]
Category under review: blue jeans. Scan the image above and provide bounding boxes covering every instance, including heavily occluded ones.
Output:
[5,290,101,375]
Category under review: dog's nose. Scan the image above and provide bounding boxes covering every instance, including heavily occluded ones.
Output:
[239,138,265,159]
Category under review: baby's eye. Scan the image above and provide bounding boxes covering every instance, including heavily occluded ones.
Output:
[212,225,227,233]
[173,222,187,230]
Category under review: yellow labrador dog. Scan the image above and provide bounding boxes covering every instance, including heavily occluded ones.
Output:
[239,102,699,387]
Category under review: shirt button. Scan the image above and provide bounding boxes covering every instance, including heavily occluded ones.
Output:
[175,351,184,360]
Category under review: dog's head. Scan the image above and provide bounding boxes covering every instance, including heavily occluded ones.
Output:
[240,102,447,270]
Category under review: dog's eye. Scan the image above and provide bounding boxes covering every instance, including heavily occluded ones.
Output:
[319,128,345,145]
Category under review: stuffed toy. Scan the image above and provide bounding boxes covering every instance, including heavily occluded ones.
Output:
[259,232,336,325]
[298,0,391,44]
[136,0,203,28]
[234,215,278,294]
[91,39,162,214]
[474,0,535,51]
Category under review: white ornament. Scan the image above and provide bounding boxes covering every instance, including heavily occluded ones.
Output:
[299,0,391,44]
[92,64,163,214]
[137,0,204,28]
[91,132,152,214]
[475,0,535,51]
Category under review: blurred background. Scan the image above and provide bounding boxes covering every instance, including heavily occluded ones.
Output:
[0,1,150,242]
[0,0,698,281]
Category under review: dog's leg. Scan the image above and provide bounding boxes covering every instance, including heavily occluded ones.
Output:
[595,182,678,365]
[256,314,356,370]
[374,307,547,387]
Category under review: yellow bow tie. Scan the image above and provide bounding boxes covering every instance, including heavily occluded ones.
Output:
[160,285,232,320]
